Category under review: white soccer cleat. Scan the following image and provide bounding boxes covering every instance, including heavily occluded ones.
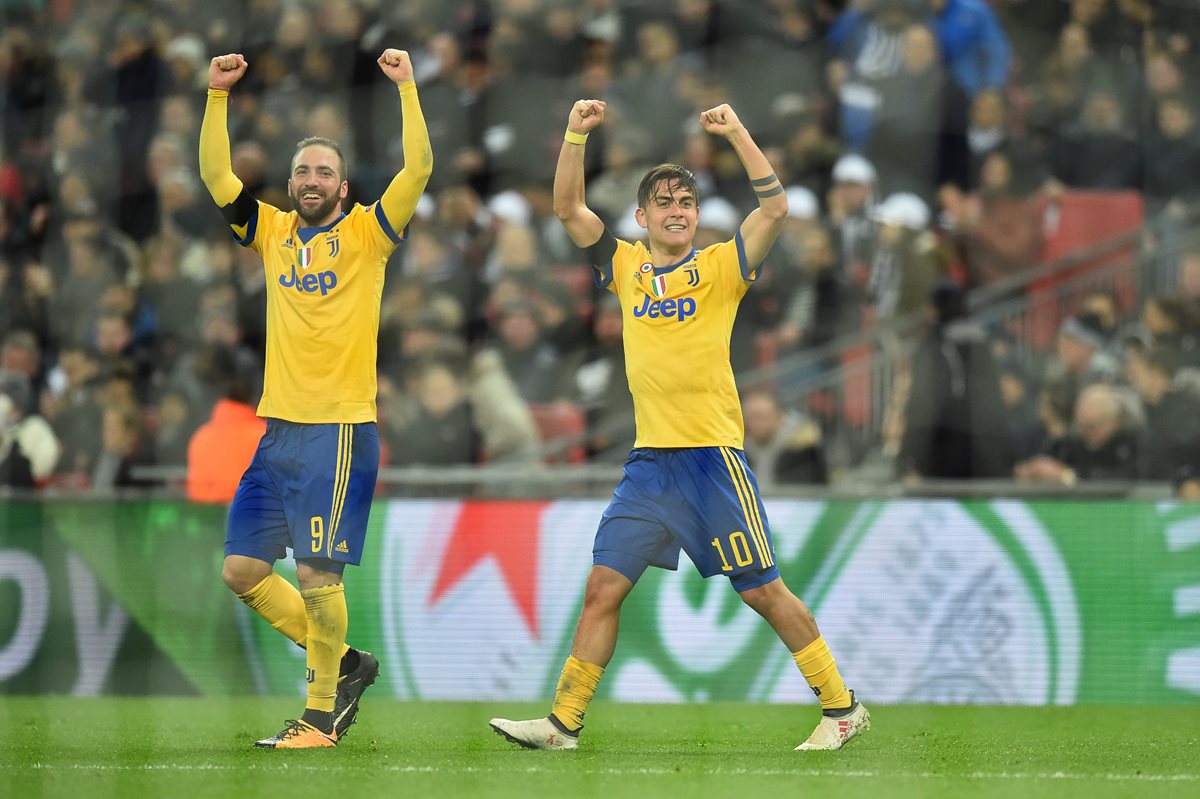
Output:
[489,716,579,750]
[795,698,870,751]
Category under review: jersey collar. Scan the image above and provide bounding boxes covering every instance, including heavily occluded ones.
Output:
[297,211,346,243]
[649,247,697,275]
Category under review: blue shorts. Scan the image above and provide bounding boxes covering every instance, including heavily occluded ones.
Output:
[594,447,779,592]
[225,420,379,569]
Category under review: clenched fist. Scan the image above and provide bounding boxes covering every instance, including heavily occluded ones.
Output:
[377,49,413,86]
[208,53,248,91]
[567,99,606,135]
[699,104,744,138]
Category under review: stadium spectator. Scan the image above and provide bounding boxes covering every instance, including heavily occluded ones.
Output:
[1050,311,1120,411]
[1141,293,1200,367]
[777,224,855,355]
[465,347,541,465]
[574,293,634,463]
[943,150,1046,286]
[1178,247,1200,309]
[1031,375,1075,458]
[1015,382,1140,483]
[385,359,481,468]
[91,14,172,242]
[488,298,575,404]
[138,236,204,345]
[948,89,1004,188]
[865,192,942,319]
[1028,22,1103,140]
[151,387,195,467]
[185,345,265,502]
[1050,88,1141,190]
[930,0,1012,99]
[996,354,1043,461]
[1125,342,1200,482]
[742,388,828,488]
[587,133,654,227]
[46,218,120,347]
[40,341,103,478]
[617,20,697,146]
[869,23,960,201]
[0,329,43,409]
[827,153,879,289]
[0,205,52,346]
[91,401,151,490]
[0,372,59,488]
[898,279,1013,479]
[1144,95,1200,216]
[828,0,922,151]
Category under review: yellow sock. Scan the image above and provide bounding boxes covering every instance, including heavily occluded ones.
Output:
[550,655,604,731]
[793,636,852,711]
[301,584,347,713]
[237,573,308,646]
[236,573,350,659]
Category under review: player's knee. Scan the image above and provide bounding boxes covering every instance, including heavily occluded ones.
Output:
[738,579,787,615]
[222,557,269,594]
[582,568,631,612]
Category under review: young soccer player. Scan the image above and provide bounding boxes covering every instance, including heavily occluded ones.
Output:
[200,50,432,748]
[490,100,869,751]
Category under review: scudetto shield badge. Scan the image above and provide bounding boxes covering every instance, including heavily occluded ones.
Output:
[650,274,668,299]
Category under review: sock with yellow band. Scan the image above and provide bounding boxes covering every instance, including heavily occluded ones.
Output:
[792,636,853,713]
[549,655,605,733]
[300,583,348,734]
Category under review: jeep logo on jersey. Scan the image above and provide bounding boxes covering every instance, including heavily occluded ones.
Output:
[279,264,338,295]
[633,294,696,321]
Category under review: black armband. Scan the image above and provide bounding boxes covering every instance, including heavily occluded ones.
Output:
[219,189,257,227]
[582,228,618,266]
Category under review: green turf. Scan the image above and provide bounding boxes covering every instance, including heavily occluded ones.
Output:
[1,698,1198,799]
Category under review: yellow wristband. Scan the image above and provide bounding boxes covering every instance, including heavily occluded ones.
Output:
[564,129,589,145]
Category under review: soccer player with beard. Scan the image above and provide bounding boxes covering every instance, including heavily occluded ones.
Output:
[199,49,431,749]
[490,100,869,751]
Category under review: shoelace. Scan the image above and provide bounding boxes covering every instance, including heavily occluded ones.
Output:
[275,720,309,740]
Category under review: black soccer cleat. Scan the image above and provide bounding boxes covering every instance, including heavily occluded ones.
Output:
[333,649,379,739]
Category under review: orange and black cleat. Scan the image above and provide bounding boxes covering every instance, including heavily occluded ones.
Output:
[254,719,338,749]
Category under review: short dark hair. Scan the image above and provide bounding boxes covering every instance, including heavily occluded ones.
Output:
[637,164,698,210]
[292,137,348,182]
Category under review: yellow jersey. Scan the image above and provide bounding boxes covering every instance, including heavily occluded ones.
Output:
[235,201,404,424]
[599,234,756,448]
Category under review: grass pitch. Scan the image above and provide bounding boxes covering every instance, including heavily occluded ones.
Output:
[1,698,1197,799]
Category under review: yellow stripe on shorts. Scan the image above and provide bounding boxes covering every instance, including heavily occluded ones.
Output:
[719,447,773,568]
[326,424,353,558]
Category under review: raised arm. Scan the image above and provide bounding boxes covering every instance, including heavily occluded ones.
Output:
[199,54,249,209]
[699,104,787,270]
[376,49,433,234]
[552,99,606,248]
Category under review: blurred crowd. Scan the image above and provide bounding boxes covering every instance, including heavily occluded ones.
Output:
[2,0,1200,494]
